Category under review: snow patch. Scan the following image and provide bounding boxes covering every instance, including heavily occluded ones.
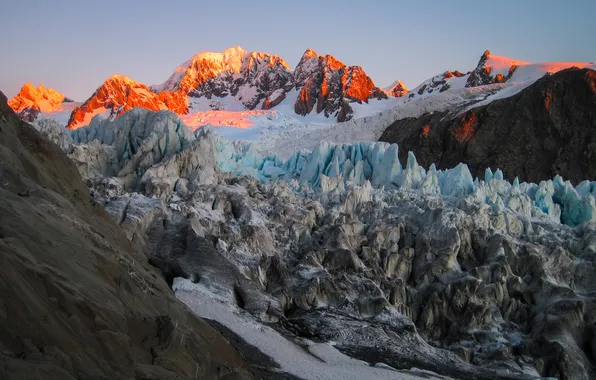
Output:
[173,278,450,380]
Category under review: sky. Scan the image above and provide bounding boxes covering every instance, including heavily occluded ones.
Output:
[1,0,595,100]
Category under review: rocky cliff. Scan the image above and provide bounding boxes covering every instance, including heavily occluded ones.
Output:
[380,68,596,183]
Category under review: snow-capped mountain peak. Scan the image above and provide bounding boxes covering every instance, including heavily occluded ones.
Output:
[292,50,388,121]
[9,83,70,113]
[384,79,409,97]
[152,46,291,95]
[466,49,530,87]
[184,45,248,71]
[8,83,74,122]
[67,74,170,130]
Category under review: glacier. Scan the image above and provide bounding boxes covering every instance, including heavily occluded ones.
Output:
[16,109,584,229]
[53,110,596,228]
[31,108,596,379]
[204,125,596,227]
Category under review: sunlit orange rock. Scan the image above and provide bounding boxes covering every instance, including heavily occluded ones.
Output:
[293,49,387,121]
[386,80,409,97]
[67,75,168,130]
[455,112,477,142]
[8,83,72,121]
[158,91,188,115]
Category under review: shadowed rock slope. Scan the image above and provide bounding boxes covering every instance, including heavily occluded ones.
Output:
[0,91,255,379]
[380,68,596,183]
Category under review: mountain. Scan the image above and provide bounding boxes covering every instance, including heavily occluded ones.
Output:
[152,46,387,121]
[466,50,529,87]
[0,91,260,379]
[67,74,172,130]
[153,46,292,111]
[8,83,74,122]
[8,47,595,130]
[384,79,409,97]
[407,50,594,100]
[408,70,469,97]
[9,46,389,128]
[379,67,596,183]
[292,48,388,122]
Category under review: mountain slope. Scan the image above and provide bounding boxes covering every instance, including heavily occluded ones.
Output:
[379,68,596,183]
[0,91,255,379]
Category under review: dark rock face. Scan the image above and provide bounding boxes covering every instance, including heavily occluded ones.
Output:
[379,68,596,183]
[16,107,41,122]
[0,92,254,379]
[261,90,286,110]
[293,49,388,121]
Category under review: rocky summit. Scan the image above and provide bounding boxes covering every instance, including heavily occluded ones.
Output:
[292,48,388,122]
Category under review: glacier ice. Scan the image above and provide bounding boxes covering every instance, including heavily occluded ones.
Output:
[34,108,596,379]
[199,126,596,227]
[53,110,596,227]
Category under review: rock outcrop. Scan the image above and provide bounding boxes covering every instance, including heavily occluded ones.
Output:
[380,68,596,183]
[409,70,469,98]
[0,91,257,379]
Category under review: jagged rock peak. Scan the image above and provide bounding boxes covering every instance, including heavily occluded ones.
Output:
[153,46,291,94]
[67,74,171,130]
[8,83,70,113]
[293,49,388,121]
[466,49,529,87]
[385,79,409,97]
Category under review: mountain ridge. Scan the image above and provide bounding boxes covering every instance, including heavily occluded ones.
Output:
[8,47,595,129]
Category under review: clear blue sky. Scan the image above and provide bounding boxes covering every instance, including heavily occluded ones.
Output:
[1,0,595,100]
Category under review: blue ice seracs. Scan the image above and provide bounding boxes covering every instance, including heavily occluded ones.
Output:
[209,134,596,227]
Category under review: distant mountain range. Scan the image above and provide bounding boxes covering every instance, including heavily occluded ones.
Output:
[7,47,595,130]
